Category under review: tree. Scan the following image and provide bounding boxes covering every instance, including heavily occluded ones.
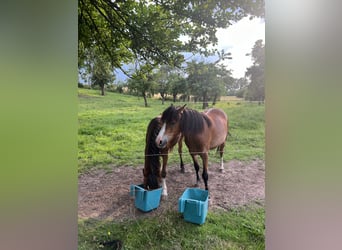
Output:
[153,65,172,105]
[127,69,157,107]
[187,61,230,109]
[212,64,234,105]
[152,65,188,104]
[169,74,187,103]
[90,55,115,95]
[245,39,265,102]
[225,77,249,96]
[79,0,265,77]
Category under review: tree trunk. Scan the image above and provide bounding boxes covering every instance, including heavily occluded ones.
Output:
[212,93,218,106]
[202,92,208,109]
[161,93,165,105]
[100,84,105,96]
[173,93,177,102]
[142,92,148,107]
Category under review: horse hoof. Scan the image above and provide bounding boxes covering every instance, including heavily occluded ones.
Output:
[180,168,185,173]
[219,168,224,173]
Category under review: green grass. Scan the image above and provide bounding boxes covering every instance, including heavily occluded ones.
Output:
[78,89,265,173]
[78,205,265,250]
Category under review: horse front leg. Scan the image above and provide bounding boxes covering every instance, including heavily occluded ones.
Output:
[178,135,185,173]
[190,154,201,187]
[200,152,209,191]
[142,169,148,189]
[161,149,168,196]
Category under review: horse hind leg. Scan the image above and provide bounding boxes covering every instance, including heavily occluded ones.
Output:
[217,143,225,172]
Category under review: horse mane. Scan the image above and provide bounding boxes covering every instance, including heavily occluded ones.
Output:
[144,117,161,189]
[160,105,180,124]
[180,108,212,136]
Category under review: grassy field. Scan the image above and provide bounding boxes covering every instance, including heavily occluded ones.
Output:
[78,88,264,173]
[78,206,264,250]
[78,88,265,249]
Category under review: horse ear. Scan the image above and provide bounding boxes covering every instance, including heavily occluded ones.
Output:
[178,104,186,114]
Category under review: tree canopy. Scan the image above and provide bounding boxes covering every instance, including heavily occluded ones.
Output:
[186,61,232,108]
[78,0,265,76]
[90,55,115,96]
[245,39,265,101]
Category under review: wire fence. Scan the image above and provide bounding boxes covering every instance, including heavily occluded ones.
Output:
[142,148,264,158]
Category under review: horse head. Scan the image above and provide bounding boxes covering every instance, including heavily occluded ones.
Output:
[156,104,186,149]
[143,168,160,190]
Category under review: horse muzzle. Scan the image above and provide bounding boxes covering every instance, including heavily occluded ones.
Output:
[156,137,167,149]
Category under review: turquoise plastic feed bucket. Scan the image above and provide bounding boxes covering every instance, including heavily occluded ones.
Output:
[130,184,162,212]
[178,188,209,225]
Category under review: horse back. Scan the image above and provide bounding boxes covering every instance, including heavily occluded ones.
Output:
[204,108,228,148]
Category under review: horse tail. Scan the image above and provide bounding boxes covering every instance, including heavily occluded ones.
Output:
[222,131,231,142]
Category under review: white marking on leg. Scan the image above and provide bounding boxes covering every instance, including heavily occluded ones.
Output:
[161,178,168,196]
[219,157,224,172]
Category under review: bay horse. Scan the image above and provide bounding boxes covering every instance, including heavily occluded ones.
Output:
[156,104,228,191]
[143,116,184,196]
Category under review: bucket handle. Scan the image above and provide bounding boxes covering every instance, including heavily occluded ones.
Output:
[179,199,203,216]
[130,185,146,200]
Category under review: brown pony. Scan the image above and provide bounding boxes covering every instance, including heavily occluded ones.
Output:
[143,116,184,196]
[156,104,228,191]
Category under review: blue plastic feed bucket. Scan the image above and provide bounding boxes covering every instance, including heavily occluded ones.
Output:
[178,188,209,225]
[130,184,162,212]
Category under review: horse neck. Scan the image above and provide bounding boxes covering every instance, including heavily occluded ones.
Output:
[180,109,211,136]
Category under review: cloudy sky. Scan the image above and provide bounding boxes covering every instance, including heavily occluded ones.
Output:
[114,16,265,82]
[188,16,265,79]
[215,16,265,79]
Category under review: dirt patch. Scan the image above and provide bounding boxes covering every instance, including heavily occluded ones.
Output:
[78,160,265,221]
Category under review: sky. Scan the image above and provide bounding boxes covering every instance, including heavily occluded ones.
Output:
[214,16,265,79]
[113,16,265,83]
